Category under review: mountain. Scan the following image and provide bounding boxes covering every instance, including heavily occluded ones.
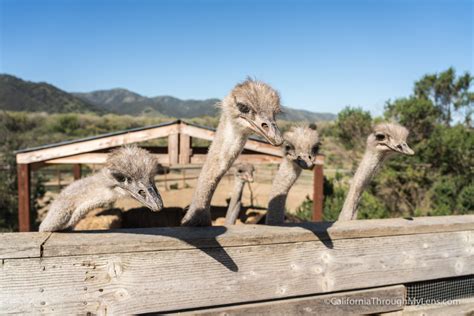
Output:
[74,89,220,118]
[0,74,98,113]
[74,89,336,121]
[0,74,336,121]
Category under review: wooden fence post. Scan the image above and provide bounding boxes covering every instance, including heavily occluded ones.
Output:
[179,134,191,165]
[168,134,179,166]
[312,163,324,222]
[73,164,81,180]
[17,163,31,232]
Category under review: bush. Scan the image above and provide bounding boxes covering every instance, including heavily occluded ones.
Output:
[429,177,458,216]
[456,184,474,214]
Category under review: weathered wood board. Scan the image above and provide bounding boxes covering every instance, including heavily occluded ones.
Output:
[0,215,473,314]
[177,285,406,316]
[38,215,474,258]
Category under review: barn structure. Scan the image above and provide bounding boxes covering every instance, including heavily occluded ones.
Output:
[15,120,324,232]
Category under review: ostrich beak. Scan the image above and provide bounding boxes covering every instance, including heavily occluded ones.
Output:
[295,156,315,170]
[391,142,415,156]
[133,184,164,212]
[243,115,283,146]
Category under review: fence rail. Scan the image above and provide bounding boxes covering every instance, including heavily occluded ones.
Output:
[1,215,473,315]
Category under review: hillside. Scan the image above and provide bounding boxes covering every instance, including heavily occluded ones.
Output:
[74,88,336,121]
[0,74,98,113]
[0,74,336,121]
[74,89,219,118]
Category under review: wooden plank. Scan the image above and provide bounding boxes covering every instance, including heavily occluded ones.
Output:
[37,215,474,258]
[168,133,179,165]
[45,152,282,165]
[179,134,192,164]
[382,297,474,315]
[16,124,180,164]
[312,163,324,222]
[17,163,31,232]
[190,154,282,164]
[0,232,51,259]
[181,124,283,157]
[178,285,406,315]
[1,231,471,314]
[45,153,170,164]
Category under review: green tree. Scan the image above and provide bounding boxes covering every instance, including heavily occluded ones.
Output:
[414,67,473,127]
[384,97,441,143]
[335,107,372,150]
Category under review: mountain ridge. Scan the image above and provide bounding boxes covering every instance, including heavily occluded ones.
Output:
[74,88,336,121]
[0,74,336,121]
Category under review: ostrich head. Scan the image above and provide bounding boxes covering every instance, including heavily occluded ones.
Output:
[222,78,283,146]
[233,163,255,183]
[282,124,320,170]
[105,145,164,211]
[368,123,415,156]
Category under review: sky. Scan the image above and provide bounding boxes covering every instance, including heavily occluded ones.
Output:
[0,0,472,115]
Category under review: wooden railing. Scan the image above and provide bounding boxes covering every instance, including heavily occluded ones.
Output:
[1,215,473,315]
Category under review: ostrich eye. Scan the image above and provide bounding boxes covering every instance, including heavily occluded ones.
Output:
[237,102,251,114]
[375,133,386,141]
[237,169,243,173]
[311,145,320,154]
[285,144,293,152]
[111,172,127,183]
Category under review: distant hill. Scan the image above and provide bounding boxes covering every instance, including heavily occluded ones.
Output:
[0,74,336,121]
[74,89,336,121]
[74,89,220,118]
[0,74,98,113]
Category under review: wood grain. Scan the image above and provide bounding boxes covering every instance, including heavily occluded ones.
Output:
[0,232,51,259]
[38,215,474,258]
[178,285,406,315]
[1,230,472,314]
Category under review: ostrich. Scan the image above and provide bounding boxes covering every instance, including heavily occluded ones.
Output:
[337,122,414,221]
[266,124,320,225]
[39,145,164,232]
[181,78,283,226]
[224,163,255,225]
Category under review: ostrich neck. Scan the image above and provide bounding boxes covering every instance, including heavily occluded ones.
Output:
[266,158,302,225]
[339,150,385,221]
[225,178,245,224]
[190,114,249,212]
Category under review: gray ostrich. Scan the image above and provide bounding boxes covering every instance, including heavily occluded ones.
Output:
[225,163,255,225]
[181,78,283,226]
[39,145,164,232]
[338,122,414,221]
[266,124,320,225]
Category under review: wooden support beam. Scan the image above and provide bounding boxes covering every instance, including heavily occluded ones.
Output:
[168,133,179,165]
[16,123,180,164]
[45,153,170,165]
[17,164,31,232]
[179,134,192,164]
[180,123,283,157]
[72,164,81,180]
[313,158,324,222]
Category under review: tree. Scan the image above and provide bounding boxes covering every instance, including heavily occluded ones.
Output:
[335,107,372,150]
[384,97,441,143]
[414,67,473,127]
